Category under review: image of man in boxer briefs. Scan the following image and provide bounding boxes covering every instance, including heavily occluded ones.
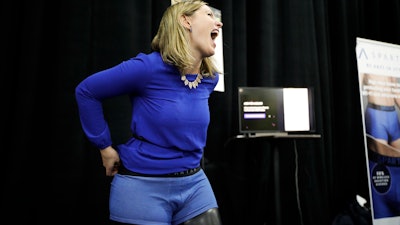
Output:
[361,72,400,219]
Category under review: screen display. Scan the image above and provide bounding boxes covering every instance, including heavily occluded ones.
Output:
[238,87,316,134]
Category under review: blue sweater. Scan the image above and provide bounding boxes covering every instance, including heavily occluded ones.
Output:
[75,52,219,174]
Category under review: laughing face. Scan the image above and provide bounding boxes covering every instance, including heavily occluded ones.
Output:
[187,5,223,58]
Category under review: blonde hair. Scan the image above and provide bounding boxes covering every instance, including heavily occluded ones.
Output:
[151,0,219,78]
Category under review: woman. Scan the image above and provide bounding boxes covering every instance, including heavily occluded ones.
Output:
[75,0,224,224]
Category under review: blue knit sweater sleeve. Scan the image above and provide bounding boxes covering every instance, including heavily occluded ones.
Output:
[75,53,151,149]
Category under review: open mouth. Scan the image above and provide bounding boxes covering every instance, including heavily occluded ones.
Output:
[211,30,219,40]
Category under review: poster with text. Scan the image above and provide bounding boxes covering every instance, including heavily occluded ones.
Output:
[356,37,400,225]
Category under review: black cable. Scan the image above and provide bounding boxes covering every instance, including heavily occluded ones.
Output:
[294,139,304,225]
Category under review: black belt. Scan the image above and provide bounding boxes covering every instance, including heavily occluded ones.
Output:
[368,103,395,111]
[118,164,201,177]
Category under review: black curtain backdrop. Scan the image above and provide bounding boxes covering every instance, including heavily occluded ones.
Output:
[3,0,400,224]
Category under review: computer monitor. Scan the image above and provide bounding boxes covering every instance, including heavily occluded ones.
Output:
[238,87,316,134]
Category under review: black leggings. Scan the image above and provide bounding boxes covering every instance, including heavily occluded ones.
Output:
[109,207,222,225]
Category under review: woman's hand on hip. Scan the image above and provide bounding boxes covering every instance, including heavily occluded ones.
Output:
[100,146,120,176]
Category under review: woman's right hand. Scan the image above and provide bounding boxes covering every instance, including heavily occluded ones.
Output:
[100,146,120,176]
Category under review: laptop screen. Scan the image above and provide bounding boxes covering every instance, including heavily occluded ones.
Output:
[238,87,316,134]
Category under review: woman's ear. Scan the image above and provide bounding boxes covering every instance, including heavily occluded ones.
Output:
[180,15,191,31]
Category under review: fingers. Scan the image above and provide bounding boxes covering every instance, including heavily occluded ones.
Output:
[105,161,120,176]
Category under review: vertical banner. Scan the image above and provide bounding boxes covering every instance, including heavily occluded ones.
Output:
[171,0,225,92]
[356,37,400,225]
